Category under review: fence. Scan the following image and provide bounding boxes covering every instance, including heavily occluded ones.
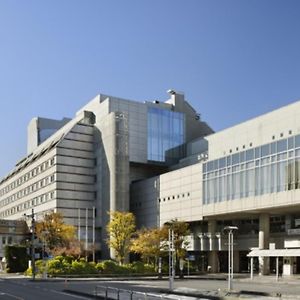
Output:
[94,285,182,300]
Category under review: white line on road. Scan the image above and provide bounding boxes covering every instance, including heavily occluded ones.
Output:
[0,290,24,300]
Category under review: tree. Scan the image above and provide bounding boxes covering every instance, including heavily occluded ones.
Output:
[161,219,190,264]
[130,227,167,265]
[106,211,136,265]
[35,212,77,253]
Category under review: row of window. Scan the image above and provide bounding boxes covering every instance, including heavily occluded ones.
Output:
[0,157,55,197]
[204,134,300,173]
[0,174,55,208]
[2,236,14,245]
[0,191,55,218]
[203,158,300,204]
[158,192,191,203]
[203,135,300,204]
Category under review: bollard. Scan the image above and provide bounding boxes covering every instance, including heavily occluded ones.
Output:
[130,291,133,300]
[144,292,147,300]
[117,288,120,300]
[64,277,68,288]
[105,287,108,300]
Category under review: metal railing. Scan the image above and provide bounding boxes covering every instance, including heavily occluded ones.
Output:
[94,285,182,300]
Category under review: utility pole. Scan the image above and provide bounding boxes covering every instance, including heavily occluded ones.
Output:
[85,208,88,261]
[223,226,238,291]
[31,209,36,281]
[169,228,175,290]
[24,209,36,281]
[92,206,95,262]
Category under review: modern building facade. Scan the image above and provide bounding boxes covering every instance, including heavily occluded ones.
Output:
[0,91,212,258]
[131,99,300,276]
[1,90,300,275]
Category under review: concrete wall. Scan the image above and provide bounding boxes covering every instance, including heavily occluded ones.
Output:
[206,100,300,160]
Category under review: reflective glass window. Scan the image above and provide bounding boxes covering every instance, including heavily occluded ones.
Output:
[219,158,226,169]
[227,156,231,166]
[288,137,294,150]
[296,135,300,148]
[232,153,239,165]
[261,144,270,157]
[147,107,185,161]
[240,151,246,163]
[213,160,218,170]
[255,147,260,159]
[271,142,276,154]
[246,149,254,161]
[277,139,287,152]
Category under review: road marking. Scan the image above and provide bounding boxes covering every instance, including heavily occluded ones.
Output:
[0,290,24,300]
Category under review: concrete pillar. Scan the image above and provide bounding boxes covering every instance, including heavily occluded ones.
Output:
[207,220,218,273]
[208,251,219,273]
[285,215,292,232]
[259,214,270,275]
[233,250,240,273]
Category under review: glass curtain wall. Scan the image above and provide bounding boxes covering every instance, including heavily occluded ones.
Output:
[203,135,300,204]
[147,107,185,162]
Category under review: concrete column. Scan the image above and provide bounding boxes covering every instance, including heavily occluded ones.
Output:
[285,215,292,232]
[208,251,219,273]
[233,250,240,273]
[207,220,218,273]
[259,214,270,275]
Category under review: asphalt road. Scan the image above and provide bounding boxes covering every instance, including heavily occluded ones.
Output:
[0,275,299,300]
[0,278,89,300]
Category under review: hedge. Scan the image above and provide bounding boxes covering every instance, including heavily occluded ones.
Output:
[25,257,156,277]
[5,245,29,273]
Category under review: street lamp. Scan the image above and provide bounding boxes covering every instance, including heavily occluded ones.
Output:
[168,228,175,290]
[223,226,238,291]
[164,221,175,291]
[41,230,49,279]
[24,209,36,281]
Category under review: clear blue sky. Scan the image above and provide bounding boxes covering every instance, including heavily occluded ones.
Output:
[0,0,300,176]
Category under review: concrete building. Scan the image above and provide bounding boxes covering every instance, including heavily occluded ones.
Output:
[2,89,300,275]
[131,99,300,276]
[0,90,212,259]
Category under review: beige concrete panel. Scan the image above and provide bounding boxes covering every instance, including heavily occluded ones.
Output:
[65,132,94,143]
[56,156,95,168]
[56,173,94,184]
[56,165,95,175]
[57,190,94,201]
[59,139,94,151]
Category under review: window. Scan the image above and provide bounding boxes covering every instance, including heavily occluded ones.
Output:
[147,107,185,162]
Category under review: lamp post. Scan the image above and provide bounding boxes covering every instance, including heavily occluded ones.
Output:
[24,209,36,281]
[41,230,49,279]
[223,226,238,291]
[168,228,175,290]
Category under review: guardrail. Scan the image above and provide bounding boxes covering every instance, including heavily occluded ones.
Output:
[94,285,181,300]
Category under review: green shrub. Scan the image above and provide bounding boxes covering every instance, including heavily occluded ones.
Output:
[97,260,120,274]
[47,257,69,275]
[70,260,98,275]
[24,256,156,277]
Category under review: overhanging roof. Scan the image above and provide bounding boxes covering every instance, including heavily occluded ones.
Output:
[248,249,300,257]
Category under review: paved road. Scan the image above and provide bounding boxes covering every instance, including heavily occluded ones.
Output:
[0,278,89,300]
[0,275,299,299]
